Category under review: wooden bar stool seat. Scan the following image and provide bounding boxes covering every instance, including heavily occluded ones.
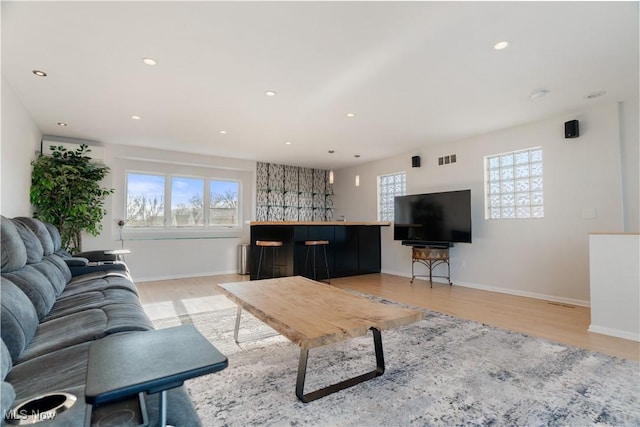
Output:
[256,240,284,279]
[304,240,330,283]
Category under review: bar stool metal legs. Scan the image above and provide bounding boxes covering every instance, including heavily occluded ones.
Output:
[256,240,283,279]
[304,240,330,283]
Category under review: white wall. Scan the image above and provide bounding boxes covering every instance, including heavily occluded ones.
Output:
[81,144,256,281]
[619,99,640,232]
[334,100,638,305]
[588,233,640,341]
[1,78,41,216]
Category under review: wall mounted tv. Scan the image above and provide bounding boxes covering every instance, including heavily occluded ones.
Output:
[394,189,472,246]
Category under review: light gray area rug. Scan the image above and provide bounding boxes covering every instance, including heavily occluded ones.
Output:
[154,296,640,427]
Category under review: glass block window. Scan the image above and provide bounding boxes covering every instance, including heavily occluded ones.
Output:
[485,147,544,219]
[378,172,406,221]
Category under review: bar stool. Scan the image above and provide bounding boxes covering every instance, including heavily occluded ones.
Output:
[304,240,330,283]
[255,240,283,279]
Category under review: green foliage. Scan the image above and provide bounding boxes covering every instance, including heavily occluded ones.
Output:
[30,144,114,253]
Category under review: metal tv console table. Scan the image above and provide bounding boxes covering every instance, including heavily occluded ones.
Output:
[85,325,228,427]
[403,241,452,287]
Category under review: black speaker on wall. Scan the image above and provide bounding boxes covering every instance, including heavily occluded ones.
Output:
[411,156,421,168]
[565,120,579,138]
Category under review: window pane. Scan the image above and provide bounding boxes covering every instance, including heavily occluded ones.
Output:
[171,177,204,227]
[484,147,543,220]
[378,172,406,221]
[126,173,165,227]
[210,180,239,226]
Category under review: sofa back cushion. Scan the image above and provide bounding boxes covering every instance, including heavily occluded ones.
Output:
[0,216,26,273]
[1,340,11,380]
[0,278,39,362]
[14,217,54,256]
[2,266,57,320]
[12,220,44,264]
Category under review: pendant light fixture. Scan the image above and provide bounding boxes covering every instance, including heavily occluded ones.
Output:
[328,150,335,184]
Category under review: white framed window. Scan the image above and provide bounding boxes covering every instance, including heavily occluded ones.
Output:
[377,171,406,221]
[125,172,241,233]
[484,147,544,220]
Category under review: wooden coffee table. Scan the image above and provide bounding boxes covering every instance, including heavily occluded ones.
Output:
[216,276,423,402]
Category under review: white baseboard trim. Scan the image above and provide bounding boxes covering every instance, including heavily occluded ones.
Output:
[588,325,640,342]
[381,269,590,307]
[134,269,241,283]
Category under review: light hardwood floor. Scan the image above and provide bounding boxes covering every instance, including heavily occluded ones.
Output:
[136,273,639,361]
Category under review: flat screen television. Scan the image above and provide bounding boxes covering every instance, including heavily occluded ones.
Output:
[394,189,472,245]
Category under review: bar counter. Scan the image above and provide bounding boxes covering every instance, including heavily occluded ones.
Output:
[249,221,390,280]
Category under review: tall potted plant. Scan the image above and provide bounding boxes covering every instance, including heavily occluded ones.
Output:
[30,144,114,253]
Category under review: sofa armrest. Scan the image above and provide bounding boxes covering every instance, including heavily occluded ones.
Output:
[72,250,118,262]
[67,261,129,277]
[64,257,90,267]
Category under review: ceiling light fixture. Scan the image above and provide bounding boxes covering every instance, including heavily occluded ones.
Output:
[32,70,47,77]
[142,58,157,66]
[285,141,292,145]
[57,122,68,127]
[219,130,228,134]
[529,89,550,100]
[355,175,360,187]
[131,115,141,120]
[494,41,509,50]
[265,90,277,97]
[345,112,356,118]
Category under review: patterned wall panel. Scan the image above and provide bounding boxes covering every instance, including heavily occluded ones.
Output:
[268,206,284,221]
[257,162,269,190]
[284,191,298,207]
[284,166,299,192]
[256,206,269,221]
[299,168,313,193]
[284,207,299,221]
[299,208,314,221]
[313,169,326,194]
[256,162,333,221]
[268,164,285,191]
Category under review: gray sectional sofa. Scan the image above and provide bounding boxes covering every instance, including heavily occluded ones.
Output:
[1,216,202,426]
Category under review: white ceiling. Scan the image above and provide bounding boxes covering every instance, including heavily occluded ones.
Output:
[2,1,638,170]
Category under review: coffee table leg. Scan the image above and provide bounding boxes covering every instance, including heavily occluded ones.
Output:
[233,307,242,344]
[295,327,385,403]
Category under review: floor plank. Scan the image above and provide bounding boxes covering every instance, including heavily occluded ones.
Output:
[136,273,639,361]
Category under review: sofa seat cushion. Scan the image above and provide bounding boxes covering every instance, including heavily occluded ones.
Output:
[63,274,138,297]
[45,288,144,321]
[15,309,109,363]
[16,302,155,364]
[8,343,90,398]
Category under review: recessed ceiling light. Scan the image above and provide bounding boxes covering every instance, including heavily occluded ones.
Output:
[494,41,510,50]
[32,70,47,77]
[265,90,277,97]
[131,115,141,120]
[529,89,550,100]
[57,122,68,127]
[142,58,157,66]
[354,154,361,158]
[219,130,228,134]
[586,90,607,99]
[346,113,356,118]
[285,141,292,145]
